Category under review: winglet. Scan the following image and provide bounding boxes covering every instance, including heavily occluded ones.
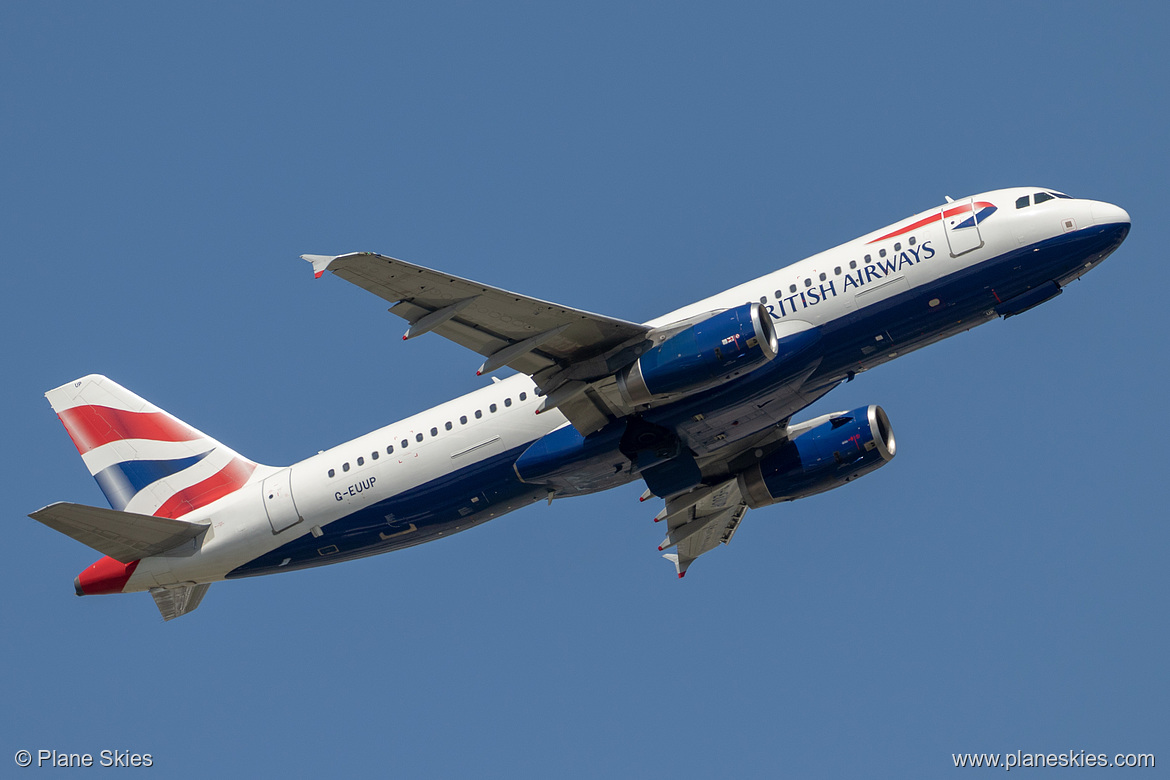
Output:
[662,553,690,578]
[301,254,338,279]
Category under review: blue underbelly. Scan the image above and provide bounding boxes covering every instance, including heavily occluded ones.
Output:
[227,444,545,579]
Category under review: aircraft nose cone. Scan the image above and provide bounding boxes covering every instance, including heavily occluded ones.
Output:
[1091,201,1130,226]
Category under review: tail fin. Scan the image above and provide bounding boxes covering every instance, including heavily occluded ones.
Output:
[46,375,258,519]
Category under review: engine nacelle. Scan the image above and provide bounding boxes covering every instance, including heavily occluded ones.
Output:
[618,303,780,406]
[737,405,896,507]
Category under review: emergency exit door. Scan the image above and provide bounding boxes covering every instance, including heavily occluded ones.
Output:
[943,197,984,257]
[262,469,303,533]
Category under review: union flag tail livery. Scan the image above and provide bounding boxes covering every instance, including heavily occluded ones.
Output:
[30,187,1131,620]
[47,375,258,518]
[33,376,273,620]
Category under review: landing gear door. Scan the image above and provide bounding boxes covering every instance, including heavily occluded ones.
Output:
[943,197,984,257]
[263,469,303,533]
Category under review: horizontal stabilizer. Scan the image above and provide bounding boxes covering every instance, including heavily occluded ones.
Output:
[150,583,210,621]
[29,502,210,563]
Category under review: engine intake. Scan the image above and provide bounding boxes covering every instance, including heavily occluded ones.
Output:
[737,405,896,507]
[618,302,780,406]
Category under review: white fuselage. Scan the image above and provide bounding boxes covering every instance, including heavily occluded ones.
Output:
[123,188,1130,591]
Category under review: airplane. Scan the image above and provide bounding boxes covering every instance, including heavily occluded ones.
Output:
[29,187,1130,620]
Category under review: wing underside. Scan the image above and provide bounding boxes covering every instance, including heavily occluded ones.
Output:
[657,478,749,577]
[305,252,651,433]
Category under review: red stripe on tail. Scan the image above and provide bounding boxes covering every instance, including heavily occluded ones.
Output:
[57,405,200,455]
[153,458,257,519]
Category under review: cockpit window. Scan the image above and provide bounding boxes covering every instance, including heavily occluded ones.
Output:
[1016,195,1030,209]
[1034,192,1054,204]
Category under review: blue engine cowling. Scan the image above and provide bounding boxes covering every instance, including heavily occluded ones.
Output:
[618,302,782,406]
[737,405,896,507]
[512,419,630,496]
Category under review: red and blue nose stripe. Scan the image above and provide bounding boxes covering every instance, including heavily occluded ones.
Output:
[866,201,997,244]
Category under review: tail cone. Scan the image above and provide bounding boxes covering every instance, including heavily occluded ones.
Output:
[75,556,140,596]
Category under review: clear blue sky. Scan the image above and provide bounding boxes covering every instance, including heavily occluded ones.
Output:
[4,3,1166,777]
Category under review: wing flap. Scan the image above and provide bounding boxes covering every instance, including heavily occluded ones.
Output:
[29,502,210,563]
[656,478,749,577]
[388,300,559,374]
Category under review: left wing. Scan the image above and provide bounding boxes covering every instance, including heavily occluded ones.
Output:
[305,252,651,433]
[656,477,749,577]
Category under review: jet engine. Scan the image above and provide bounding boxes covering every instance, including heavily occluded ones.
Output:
[737,405,896,507]
[617,303,783,406]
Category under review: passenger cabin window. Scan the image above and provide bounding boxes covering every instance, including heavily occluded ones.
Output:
[879,248,886,258]
[343,462,350,472]
[834,266,841,275]
[504,398,512,407]
[489,403,498,413]
[759,296,766,304]
[1034,192,1054,204]
[460,415,468,425]
[475,410,482,419]
[328,468,335,478]
[804,278,811,287]
[415,433,424,442]
[849,260,857,270]
[789,284,797,293]
[357,456,364,466]
[401,439,408,448]
[519,392,527,401]
[864,254,871,262]
[894,242,901,251]
[445,421,453,430]
[430,427,438,437]
[819,272,826,281]
[909,236,916,245]
[387,445,394,454]
[371,451,379,460]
